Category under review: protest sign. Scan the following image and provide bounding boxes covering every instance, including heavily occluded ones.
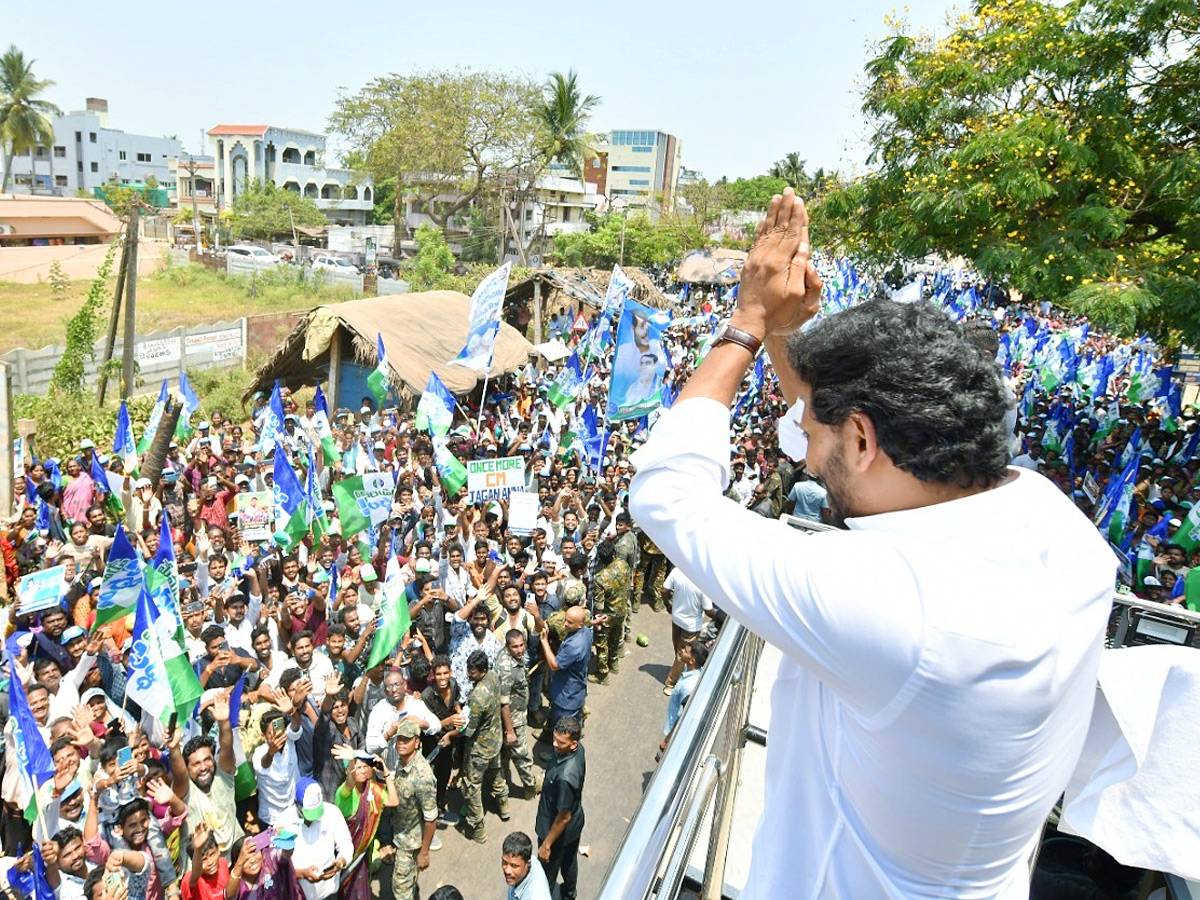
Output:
[466,456,526,504]
[19,565,66,615]
[507,491,540,536]
[237,491,274,542]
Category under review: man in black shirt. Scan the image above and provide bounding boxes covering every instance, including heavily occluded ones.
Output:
[535,716,585,900]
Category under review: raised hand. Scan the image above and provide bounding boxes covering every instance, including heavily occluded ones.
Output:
[325,673,343,697]
[211,689,231,723]
[739,187,822,336]
[330,743,355,763]
[146,777,176,807]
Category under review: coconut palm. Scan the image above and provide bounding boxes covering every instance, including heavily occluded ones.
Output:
[768,152,812,195]
[0,45,61,193]
[534,70,601,180]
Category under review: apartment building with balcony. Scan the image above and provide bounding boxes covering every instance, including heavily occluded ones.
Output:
[207,124,373,226]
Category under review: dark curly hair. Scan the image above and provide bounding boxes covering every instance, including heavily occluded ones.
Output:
[788,299,1011,489]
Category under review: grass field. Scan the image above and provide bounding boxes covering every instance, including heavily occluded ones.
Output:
[0,263,358,353]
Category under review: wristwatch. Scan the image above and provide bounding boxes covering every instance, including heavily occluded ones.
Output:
[712,320,763,355]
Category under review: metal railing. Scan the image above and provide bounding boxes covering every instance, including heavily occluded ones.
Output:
[596,616,762,900]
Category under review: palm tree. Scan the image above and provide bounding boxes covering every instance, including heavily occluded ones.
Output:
[768,152,812,195]
[534,70,601,180]
[0,45,61,193]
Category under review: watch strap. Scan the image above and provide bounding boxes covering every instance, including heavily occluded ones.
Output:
[714,322,763,355]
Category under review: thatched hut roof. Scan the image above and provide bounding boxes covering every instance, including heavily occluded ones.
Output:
[244,291,535,405]
[504,266,671,317]
[676,248,748,285]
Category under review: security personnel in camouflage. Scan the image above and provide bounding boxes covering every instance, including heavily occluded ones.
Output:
[591,538,631,683]
[392,717,438,900]
[496,629,540,795]
[633,529,671,612]
[457,649,509,843]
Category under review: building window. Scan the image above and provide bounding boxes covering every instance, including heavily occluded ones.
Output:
[89,132,97,143]
[632,146,653,153]
[562,208,571,223]
[77,161,83,172]
[74,131,81,142]
[34,146,48,158]
[612,166,651,173]
[137,152,151,163]
[628,179,650,186]
[90,162,99,173]
[53,146,66,158]
[119,150,127,161]
[54,175,68,187]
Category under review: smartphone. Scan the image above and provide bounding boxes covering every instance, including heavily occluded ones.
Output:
[168,712,178,737]
[218,640,230,653]
[117,746,134,768]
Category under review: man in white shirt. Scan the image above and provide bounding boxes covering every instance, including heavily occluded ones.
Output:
[252,705,304,826]
[630,189,1115,900]
[660,568,713,695]
[283,778,354,900]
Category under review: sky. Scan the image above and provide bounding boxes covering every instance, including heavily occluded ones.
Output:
[7,0,955,181]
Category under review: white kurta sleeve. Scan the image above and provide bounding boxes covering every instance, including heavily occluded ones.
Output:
[629,398,923,717]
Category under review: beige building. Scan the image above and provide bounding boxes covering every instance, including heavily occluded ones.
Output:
[601,130,683,213]
[0,194,163,282]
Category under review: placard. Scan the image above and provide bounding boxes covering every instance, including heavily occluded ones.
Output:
[236,491,273,542]
[1082,471,1100,504]
[507,491,539,536]
[466,456,526,504]
[19,565,67,615]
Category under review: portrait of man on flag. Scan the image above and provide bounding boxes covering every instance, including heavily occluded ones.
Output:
[608,299,670,421]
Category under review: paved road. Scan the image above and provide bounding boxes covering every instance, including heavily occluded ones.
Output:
[374,603,676,900]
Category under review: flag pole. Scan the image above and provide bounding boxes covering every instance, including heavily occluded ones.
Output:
[475,370,491,437]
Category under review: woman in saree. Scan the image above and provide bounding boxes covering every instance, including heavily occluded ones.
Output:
[331,745,398,900]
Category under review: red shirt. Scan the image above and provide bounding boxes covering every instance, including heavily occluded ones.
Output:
[199,489,233,530]
[182,858,229,900]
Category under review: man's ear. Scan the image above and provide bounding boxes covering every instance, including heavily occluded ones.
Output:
[844,411,881,472]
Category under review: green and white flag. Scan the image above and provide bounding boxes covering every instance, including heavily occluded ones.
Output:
[1173,502,1200,556]
[136,381,169,454]
[331,471,395,537]
[547,352,584,409]
[432,434,468,495]
[415,372,455,436]
[92,525,142,629]
[368,553,414,669]
[366,333,390,409]
[313,385,338,465]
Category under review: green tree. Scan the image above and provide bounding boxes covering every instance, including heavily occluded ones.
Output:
[50,242,117,396]
[0,45,61,193]
[228,179,326,241]
[551,211,708,268]
[403,223,455,290]
[817,0,1200,343]
[534,70,601,180]
[329,70,541,245]
[726,174,790,211]
[678,178,733,225]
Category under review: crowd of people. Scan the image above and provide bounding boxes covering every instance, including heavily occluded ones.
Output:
[0,248,1192,900]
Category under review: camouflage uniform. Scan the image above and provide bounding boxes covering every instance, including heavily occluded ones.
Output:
[545,607,592,648]
[592,559,631,678]
[614,528,640,643]
[459,670,509,837]
[392,752,439,900]
[495,649,537,791]
[632,531,670,612]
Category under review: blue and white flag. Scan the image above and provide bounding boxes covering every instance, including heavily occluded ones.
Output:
[114,401,139,475]
[415,372,455,436]
[93,525,143,628]
[547,352,584,409]
[177,372,201,437]
[450,262,512,372]
[8,663,55,819]
[608,299,671,422]
[272,438,308,546]
[586,265,633,357]
[891,277,923,303]
[733,355,765,418]
[580,405,609,473]
[89,453,109,494]
[257,381,286,451]
[137,381,169,454]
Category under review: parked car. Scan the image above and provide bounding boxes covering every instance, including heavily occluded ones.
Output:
[226,245,282,268]
[310,254,360,273]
